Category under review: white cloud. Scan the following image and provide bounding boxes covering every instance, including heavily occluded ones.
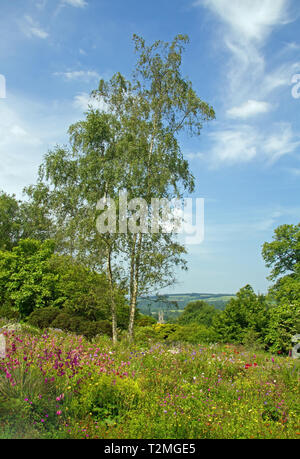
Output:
[263,123,300,161]
[262,61,300,94]
[196,0,289,43]
[61,0,88,7]
[194,0,300,167]
[185,152,205,160]
[207,123,300,165]
[73,92,109,112]
[21,15,49,39]
[208,126,258,163]
[54,70,100,82]
[195,0,293,103]
[227,100,272,119]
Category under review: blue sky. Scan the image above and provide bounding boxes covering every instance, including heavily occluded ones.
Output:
[1,0,300,294]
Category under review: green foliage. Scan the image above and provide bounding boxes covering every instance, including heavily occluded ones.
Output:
[69,374,141,426]
[0,239,129,336]
[0,304,21,321]
[1,328,300,439]
[27,307,113,339]
[268,263,300,305]
[0,363,46,401]
[262,223,300,281]
[52,313,113,339]
[0,239,57,318]
[133,323,218,345]
[0,190,53,253]
[133,325,157,343]
[168,324,219,344]
[47,254,123,323]
[264,302,300,353]
[27,306,60,329]
[177,300,219,327]
[0,191,22,251]
[261,225,300,353]
[212,285,270,345]
[136,314,157,327]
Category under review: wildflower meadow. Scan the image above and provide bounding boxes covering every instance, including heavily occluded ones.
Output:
[0,322,299,440]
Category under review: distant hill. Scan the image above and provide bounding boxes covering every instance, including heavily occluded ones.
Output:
[137,293,235,321]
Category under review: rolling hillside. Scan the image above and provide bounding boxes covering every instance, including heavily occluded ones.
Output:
[137,293,235,321]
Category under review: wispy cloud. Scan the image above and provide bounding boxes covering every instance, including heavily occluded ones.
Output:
[21,15,49,39]
[207,123,300,165]
[61,0,88,8]
[36,0,48,10]
[54,70,100,82]
[263,124,300,162]
[208,126,258,164]
[194,0,300,165]
[196,0,292,102]
[195,0,289,43]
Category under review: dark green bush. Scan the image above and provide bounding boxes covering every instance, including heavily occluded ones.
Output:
[80,320,112,339]
[168,324,218,344]
[26,306,113,340]
[177,300,219,327]
[48,312,112,339]
[0,304,21,321]
[51,312,73,331]
[136,314,156,327]
[27,306,60,329]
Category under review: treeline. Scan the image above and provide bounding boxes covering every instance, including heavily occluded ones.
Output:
[136,223,300,354]
[1,190,299,352]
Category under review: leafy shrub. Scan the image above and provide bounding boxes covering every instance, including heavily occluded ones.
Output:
[27,307,60,329]
[152,323,179,340]
[51,312,73,331]
[69,374,141,426]
[212,285,270,344]
[80,320,112,339]
[242,329,265,350]
[177,300,219,327]
[168,324,218,344]
[264,302,300,353]
[136,314,157,327]
[50,312,112,339]
[0,304,21,321]
[0,239,129,327]
[0,239,57,318]
[134,326,157,343]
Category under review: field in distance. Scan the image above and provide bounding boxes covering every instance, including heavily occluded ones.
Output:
[138,293,236,320]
